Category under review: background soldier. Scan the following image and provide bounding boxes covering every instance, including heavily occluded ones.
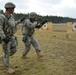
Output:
[0,2,25,74]
[22,12,47,58]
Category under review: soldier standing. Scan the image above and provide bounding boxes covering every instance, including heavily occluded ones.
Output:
[22,12,47,58]
[0,2,25,74]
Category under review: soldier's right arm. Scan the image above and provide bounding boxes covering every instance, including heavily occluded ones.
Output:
[0,15,6,39]
[25,19,37,29]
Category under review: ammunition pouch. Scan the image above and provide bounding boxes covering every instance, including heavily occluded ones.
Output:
[10,36,18,49]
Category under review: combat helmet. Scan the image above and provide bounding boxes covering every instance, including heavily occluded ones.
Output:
[4,2,16,9]
[29,12,37,18]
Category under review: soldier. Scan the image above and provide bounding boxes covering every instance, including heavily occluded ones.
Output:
[22,12,47,58]
[0,9,3,14]
[0,9,3,43]
[0,2,25,74]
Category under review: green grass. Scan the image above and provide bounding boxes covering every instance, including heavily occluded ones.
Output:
[0,30,76,75]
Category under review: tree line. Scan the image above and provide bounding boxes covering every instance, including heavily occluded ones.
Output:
[14,13,76,23]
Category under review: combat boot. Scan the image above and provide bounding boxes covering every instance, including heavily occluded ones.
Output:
[37,52,44,58]
[7,67,15,74]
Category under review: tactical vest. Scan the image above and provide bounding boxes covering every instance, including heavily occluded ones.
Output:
[0,14,12,43]
[3,15,9,34]
[3,14,15,36]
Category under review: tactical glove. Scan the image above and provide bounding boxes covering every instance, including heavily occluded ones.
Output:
[20,17,25,22]
[22,37,27,42]
[44,19,48,23]
[35,19,48,29]
[2,37,11,43]
[0,37,2,44]
[35,24,41,29]
[41,19,48,25]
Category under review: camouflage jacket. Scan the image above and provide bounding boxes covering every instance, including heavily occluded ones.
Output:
[22,19,38,36]
[0,13,21,39]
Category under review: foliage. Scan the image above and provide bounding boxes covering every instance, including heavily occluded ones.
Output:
[14,13,76,23]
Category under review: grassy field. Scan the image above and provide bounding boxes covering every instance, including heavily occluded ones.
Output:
[0,29,76,75]
[52,24,67,32]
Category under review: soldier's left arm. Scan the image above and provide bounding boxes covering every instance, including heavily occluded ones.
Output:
[15,17,25,26]
[15,20,21,26]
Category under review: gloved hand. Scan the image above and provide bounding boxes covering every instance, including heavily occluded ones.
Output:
[0,37,2,44]
[44,19,48,23]
[35,23,41,29]
[22,37,27,42]
[41,19,48,25]
[20,17,25,22]
[2,37,11,43]
[35,19,48,29]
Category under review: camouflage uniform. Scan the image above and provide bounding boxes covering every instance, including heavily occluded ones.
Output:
[22,12,45,58]
[0,9,3,14]
[0,3,22,68]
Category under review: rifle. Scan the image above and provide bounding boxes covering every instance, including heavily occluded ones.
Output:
[35,18,48,29]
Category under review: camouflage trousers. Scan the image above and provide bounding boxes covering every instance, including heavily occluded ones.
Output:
[2,36,18,68]
[22,35,41,56]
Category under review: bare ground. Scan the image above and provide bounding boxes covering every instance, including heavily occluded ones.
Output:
[0,29,76,75]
